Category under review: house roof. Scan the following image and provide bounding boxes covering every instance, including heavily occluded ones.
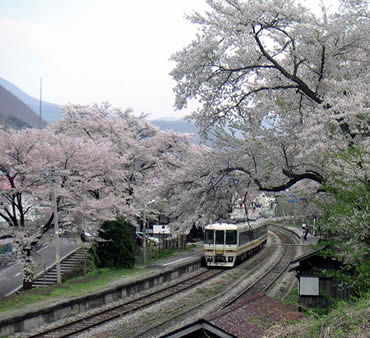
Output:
[164,294,304,338]
[290,247,324,265]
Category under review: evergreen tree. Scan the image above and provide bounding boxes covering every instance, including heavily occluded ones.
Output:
[93,219,135,268]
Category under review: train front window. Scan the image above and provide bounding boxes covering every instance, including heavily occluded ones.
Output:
[226,230,237,245]
[205,230,214,244]
[215,230,224,244]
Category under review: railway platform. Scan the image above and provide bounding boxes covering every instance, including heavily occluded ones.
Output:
[0,226,318,336]
[145,241,204,268]
[283,225,320,246]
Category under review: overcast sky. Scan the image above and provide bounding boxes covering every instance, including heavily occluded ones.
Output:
[0,0,210,120]
[0,0,337,120]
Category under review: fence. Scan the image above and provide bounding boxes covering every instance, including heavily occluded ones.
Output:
[159,235,186,251]
[136,235,187,264]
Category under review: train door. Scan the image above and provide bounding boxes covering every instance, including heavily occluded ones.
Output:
[215,230,225,261]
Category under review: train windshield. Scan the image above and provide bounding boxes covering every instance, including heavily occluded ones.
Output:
[205,230,214,244]
[226,230,237,245]
[215,230,224,244]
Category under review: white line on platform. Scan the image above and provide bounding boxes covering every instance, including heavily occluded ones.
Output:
[162,253,202,266]
[37,245,49,253]
[1,266,14,274]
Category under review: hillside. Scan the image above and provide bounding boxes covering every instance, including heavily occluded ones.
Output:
[0,77,62,122]
[150,118,200,142]
[0,77,201,136]
[266,292,370,337]
[0,84,46,129]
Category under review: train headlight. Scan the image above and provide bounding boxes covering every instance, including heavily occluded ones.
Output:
[228,257,233,262]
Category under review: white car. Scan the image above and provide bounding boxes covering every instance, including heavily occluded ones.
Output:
[136,232,159,246]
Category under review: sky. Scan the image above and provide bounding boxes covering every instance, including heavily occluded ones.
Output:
[0,0,338,120]
[0,0,209,120]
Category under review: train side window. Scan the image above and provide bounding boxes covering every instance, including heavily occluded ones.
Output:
[205,230,214,244]
[226,230,237,245]
[215,230,224,244]
[240,230,252,245]
[240,231,247,245]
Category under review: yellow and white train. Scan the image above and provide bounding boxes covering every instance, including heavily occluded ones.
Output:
[204,220,268,267]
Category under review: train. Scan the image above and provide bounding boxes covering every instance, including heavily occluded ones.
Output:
[203,220,268,267]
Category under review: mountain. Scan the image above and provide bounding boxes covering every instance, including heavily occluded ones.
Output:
[0,77,62,122]
[0,77,201,137]
[150,118,198,134]
[0,83,47,129]
[150,118,201,142]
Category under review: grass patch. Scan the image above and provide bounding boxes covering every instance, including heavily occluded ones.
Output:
[281,223,302,229]
[196,283,226,298]
[282,288,299,307]
[0,246,198,315]
[135,247,194,266]
[0,267,148,315]
[307,294,370,337]
[267,292,370,337]
[196,288,207,296]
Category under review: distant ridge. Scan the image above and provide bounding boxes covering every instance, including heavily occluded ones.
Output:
[0,83,46,129]
[0,77,201,138]
[150,119,198,134]
[0,77,62,122]
[150,118,200,142]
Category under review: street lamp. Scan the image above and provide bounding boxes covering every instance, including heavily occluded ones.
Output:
[143,199,155,264]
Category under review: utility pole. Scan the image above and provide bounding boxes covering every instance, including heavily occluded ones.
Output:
[52,172,61,284]
[39,77,42,130]
[143,207,146,264]
[142,199,155,264]
[42,168,62,284]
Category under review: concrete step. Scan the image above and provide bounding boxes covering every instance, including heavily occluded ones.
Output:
[32,247,89,288]
[32,283,54,287]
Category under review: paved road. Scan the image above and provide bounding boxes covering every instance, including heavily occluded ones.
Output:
[0,238,79,298]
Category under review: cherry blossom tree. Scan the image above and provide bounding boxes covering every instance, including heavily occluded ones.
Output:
[0,104,199,287]
[0,128,120,288]
[170,0,369,193]
[50,103,198,226]
[165,0,370,267]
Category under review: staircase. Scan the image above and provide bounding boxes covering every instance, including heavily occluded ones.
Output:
[32,247,90,288]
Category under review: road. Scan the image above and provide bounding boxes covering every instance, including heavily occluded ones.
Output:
[0,238,79,298]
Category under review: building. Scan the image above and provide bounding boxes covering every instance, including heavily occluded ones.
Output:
[289,248,354,308]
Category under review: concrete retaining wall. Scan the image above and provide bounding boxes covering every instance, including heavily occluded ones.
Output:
[0,257,202,336]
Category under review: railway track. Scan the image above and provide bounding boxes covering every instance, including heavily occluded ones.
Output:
[28,225,298,338]
[28,268,223,338]
[132,226,299,338]
[220,227,296,308]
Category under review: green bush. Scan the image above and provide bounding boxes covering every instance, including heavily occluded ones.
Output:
[316,146,370,294]
[91,218,135,268]
[0,244,12,254]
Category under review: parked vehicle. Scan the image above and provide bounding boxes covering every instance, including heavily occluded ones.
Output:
[80,230,96,242]
[135,232,159,246]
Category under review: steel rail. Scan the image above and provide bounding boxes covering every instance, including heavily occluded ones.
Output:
[29,225,297,338]
[28,268,223,338]
[132,227,296,337]
[220,227,297,309]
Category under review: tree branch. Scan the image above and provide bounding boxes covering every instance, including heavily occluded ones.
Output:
[253,25,323,104]
[255,170,324,192]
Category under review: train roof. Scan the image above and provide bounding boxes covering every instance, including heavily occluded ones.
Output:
[205,220,267,231]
